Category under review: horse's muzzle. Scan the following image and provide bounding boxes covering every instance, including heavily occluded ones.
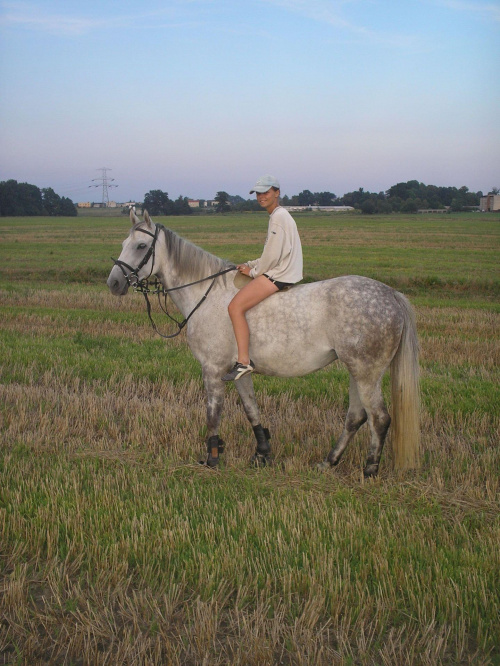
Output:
[107,266,130,296]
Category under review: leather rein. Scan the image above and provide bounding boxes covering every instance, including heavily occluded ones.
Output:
[111,224,236,338]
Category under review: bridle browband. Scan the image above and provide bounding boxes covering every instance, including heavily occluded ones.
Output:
[111,223,236,338]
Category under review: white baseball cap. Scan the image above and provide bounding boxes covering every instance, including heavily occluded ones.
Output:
[249,175,280,194]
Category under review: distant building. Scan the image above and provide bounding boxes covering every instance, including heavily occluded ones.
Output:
[77,202,92,208]
[480,194,500,212]
[188,199,200,208]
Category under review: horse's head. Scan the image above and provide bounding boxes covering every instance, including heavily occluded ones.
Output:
[107,209,160,296]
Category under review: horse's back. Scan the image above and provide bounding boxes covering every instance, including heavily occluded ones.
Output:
[246,275,404,377]
[266,275,402,327]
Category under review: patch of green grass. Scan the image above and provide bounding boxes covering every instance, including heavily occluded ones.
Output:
[1,213,499,296]
[422,365,499,418]
[0,328,200,385]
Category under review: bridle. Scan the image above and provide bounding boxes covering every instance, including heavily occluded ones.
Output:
[111,223,236,338]
[111,223,160,288]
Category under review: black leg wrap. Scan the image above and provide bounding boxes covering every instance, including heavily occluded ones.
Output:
[200,435,225,468]
[251,424,272,467]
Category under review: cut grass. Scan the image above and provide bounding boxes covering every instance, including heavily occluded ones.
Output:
[0,213,499,664]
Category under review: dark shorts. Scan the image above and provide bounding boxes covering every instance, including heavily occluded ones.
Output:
[263,274,294,291]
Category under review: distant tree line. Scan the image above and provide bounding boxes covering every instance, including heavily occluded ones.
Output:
[1,179,489,218]
[139,190,233,215]
[0,180,77,216]
[141,190,193,216]
[227,180,485,214]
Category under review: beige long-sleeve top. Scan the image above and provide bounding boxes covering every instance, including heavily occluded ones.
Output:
[246,206,303,283]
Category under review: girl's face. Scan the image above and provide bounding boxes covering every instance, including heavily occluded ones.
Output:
[256,188,280,212]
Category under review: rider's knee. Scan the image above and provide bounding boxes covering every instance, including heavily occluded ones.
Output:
[228,298,239,319]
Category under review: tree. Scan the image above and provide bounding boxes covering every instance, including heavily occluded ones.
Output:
[42,187,62,216]
[231,198,261,212]
[0,180,22,215]
[361,199,376,215]
[214,191,231,213]
[387,182,410,200]
[297,189,315,206]
[19,182,44,215]
[0,180,44,216]
[401,200,418,213]
[0,180,74,216]
[228,195,245,206]
[314,191,336,206]
[60,196,77,216]
[385,180,482,210]
[376,199,393,214]
[338,188,367,208]
[143,190,174,216]
[173,195,192,215]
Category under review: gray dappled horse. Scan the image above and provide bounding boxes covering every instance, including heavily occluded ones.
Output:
[107,210,420,476]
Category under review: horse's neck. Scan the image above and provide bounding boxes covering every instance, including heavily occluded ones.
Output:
[156,228,230,314]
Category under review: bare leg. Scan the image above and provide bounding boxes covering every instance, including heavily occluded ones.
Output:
[228,276,278,364]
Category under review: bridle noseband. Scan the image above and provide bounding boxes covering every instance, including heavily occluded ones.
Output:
[111,223,236,338]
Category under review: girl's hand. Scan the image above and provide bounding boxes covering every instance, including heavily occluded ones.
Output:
[237,264,251,276]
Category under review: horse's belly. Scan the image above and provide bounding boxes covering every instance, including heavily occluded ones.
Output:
[252,343,338,377]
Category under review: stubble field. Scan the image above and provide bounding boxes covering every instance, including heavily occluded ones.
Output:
[0,212,499,665]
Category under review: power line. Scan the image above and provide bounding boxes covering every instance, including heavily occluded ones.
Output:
[88,167,118,205]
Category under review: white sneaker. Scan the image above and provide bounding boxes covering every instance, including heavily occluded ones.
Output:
[221,360,255,382]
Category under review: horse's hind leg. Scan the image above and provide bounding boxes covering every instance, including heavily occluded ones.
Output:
[355,377,391,477]
[327,375,367,467]
[235,375,272,466]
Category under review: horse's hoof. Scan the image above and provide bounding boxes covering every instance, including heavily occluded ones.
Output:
[363,463,379,478]
[250,453,271,468]
[327,451,341,466]
[316,461,331,472]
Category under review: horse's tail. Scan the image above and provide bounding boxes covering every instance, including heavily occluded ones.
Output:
[390,291,421,470]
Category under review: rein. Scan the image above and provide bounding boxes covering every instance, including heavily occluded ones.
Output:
[111,224,236,338]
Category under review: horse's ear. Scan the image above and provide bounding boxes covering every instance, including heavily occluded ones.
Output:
[143,210,155,231]
[129,207,140,226]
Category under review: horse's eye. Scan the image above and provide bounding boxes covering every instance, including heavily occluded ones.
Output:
[138,243,147,250]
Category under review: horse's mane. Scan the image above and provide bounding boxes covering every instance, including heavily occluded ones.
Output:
[154,223,232,283]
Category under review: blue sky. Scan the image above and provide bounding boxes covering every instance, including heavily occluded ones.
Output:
[0,0,498,202]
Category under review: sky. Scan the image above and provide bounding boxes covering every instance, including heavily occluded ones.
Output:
[0,0,499,202]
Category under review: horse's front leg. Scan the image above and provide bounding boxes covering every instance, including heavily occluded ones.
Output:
[235,375,272,466]
[201,368,226,468]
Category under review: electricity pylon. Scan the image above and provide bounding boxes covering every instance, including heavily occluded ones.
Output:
[89,167,118,206]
